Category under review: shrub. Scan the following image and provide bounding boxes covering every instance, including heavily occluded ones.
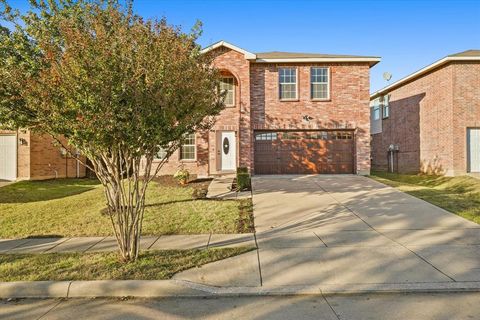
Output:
[237,167,248,174]
[237,172,251,191]
[173,168,190,185]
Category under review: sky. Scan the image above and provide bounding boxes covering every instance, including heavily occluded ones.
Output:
[4,0,480,92]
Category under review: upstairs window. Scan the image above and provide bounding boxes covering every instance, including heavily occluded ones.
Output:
[220,77,235,107]
[279,68,297,100]
[180,133,196,160]
[311,67,330,100]
[372,98,381,120]
[373,106,381,120]
[382,95,390,118]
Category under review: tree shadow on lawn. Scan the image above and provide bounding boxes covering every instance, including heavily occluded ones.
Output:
[0,179,100,204]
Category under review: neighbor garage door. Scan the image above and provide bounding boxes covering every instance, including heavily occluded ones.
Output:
[254,130,354,174]
[468,128,480,172]
[0,135,16,181]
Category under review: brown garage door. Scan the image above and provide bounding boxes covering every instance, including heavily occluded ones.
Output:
[254,130,354,174]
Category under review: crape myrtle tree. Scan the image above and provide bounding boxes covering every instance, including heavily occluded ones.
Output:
[0,0,225,261]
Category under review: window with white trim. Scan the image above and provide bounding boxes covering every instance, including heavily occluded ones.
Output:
[372,98,381,120]
[311,67,329,100]
[220,77,235,107]
[180,133,196,160]
[373,106,381,120]
[279,68,297,100]
[382,95,390,118]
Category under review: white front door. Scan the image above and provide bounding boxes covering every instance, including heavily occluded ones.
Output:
[0,135,16,181]
[221,132,236,171]
[468,128,480,172]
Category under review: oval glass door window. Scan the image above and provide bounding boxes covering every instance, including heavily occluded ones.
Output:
[223,137,230,155]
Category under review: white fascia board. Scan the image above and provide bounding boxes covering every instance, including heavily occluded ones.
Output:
[370,56,480,100]
[200,40,256,60]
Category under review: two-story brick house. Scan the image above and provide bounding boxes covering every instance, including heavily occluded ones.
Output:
[370,50,480,176]
[148,41,380,176]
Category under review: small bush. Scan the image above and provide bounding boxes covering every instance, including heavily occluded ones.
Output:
[237,167,248,174]
[236,172,251,191]
[173,168,190,185]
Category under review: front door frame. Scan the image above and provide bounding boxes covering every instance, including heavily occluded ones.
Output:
[219,131,237,172]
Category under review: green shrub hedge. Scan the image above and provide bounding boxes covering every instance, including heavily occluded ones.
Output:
[236,172,251,191]
[237,167,249,174]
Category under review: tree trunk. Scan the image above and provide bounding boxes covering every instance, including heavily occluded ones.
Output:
[91,150,153,262]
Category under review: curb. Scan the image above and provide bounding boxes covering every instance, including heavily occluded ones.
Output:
[1,280,480,298]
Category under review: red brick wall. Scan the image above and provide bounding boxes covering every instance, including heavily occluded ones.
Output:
[371,61,480,176]
[148,47,250,177]
[452,61,480,175]
[250,63,371,174]
[29,134,86,180]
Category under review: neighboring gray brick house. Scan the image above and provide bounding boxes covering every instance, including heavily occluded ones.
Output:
[370,50,480,176]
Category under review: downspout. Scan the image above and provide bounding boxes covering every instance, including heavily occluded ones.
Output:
[75,150,80,178]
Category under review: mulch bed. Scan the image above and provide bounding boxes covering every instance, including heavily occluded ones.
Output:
[236,199,255,233]
[153,175,213,199]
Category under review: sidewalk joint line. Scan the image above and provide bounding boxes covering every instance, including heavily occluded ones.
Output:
[206,233,212,249]
[321,292,341,320]
[313,231,328,247]
[83,237,107,253]
[254,232,263,286]
[147,236,161,250]
[43,237,71,253]
[66,281,73,299]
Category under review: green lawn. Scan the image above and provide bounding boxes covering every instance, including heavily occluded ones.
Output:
[370,172,480,224]
[0,177,253,238]
[0,248,253,281]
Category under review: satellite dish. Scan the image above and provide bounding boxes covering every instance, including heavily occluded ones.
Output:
[383,72,392,81]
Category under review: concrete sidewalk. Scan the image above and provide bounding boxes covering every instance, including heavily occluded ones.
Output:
[0,234,256,254]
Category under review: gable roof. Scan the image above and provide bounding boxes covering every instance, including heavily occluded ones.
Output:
[200,40,257,60]
[201,40,381,67]
[371,49,480,100]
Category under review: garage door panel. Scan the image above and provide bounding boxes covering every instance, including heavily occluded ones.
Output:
[254,130,354,174]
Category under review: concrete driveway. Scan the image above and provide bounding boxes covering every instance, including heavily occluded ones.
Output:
[176,175,480,288]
